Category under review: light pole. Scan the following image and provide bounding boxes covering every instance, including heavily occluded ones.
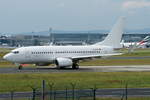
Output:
[49,27,52,45]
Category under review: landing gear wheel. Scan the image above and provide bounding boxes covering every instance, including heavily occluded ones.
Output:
[18,65,23,70]
[75,65,79,69]
[72,63,79,69]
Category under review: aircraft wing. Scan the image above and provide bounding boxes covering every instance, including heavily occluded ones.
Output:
[72,53,123,60]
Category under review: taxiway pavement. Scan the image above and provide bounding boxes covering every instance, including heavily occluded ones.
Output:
[0,65,150,73]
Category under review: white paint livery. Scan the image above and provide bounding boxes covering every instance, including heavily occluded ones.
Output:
[3,17,125,69]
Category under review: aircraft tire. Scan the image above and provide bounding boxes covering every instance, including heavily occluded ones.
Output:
[72,63,79,69]
[18,65,23,70]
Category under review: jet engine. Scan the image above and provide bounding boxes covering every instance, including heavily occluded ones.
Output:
[56,58,73,68]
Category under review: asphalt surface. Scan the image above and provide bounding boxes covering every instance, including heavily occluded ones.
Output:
[0,88,150,98]
[0,65,150,73]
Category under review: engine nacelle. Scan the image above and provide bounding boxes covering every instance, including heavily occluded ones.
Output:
[56,58,73,68]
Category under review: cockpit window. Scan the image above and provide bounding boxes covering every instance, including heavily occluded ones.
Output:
[12,51,19,54]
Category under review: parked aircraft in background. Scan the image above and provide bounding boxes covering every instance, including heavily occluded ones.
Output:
[3,17,125,69]
[120,36,150,48]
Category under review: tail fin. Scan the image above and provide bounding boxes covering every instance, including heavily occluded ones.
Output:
[139,36,150,45]
[94,17,125,48]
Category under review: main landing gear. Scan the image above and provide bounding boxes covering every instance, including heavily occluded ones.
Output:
[18,65,23,70]
[72,63,79,69]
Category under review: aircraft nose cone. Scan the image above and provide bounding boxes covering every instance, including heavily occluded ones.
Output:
[3,54,10,60]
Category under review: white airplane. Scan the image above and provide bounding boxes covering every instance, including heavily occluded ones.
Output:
[3,17,125,69]
[120,36,150,48]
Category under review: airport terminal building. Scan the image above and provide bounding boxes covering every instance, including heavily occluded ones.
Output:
[0,32,150,47]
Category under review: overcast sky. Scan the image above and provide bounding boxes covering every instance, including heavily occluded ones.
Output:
[0,0,150,33]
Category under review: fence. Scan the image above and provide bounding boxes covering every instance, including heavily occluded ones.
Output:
[0,89,95,100]
[0,80,148,100]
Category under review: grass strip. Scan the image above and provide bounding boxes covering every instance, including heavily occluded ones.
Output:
[0,72,150,92]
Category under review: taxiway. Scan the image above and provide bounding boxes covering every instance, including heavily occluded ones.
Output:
[0,65,150,73]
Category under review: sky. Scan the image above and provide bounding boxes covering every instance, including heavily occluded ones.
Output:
[0,0,150,33]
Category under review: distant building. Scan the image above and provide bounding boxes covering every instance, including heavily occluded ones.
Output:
[0,32,150,47]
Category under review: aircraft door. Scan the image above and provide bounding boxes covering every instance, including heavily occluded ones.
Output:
[25,50,32,62]
[52,51,56,60]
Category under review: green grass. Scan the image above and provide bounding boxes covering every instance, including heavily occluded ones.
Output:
[0,48,11,57]
[116,48,150,57]
[80,58,150,66]
[0,72,150,92]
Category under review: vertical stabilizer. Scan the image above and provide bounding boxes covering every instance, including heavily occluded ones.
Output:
[139,36,150,45]
[94,17,125,48]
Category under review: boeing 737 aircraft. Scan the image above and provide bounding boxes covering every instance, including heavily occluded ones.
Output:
[3,17,125,69]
